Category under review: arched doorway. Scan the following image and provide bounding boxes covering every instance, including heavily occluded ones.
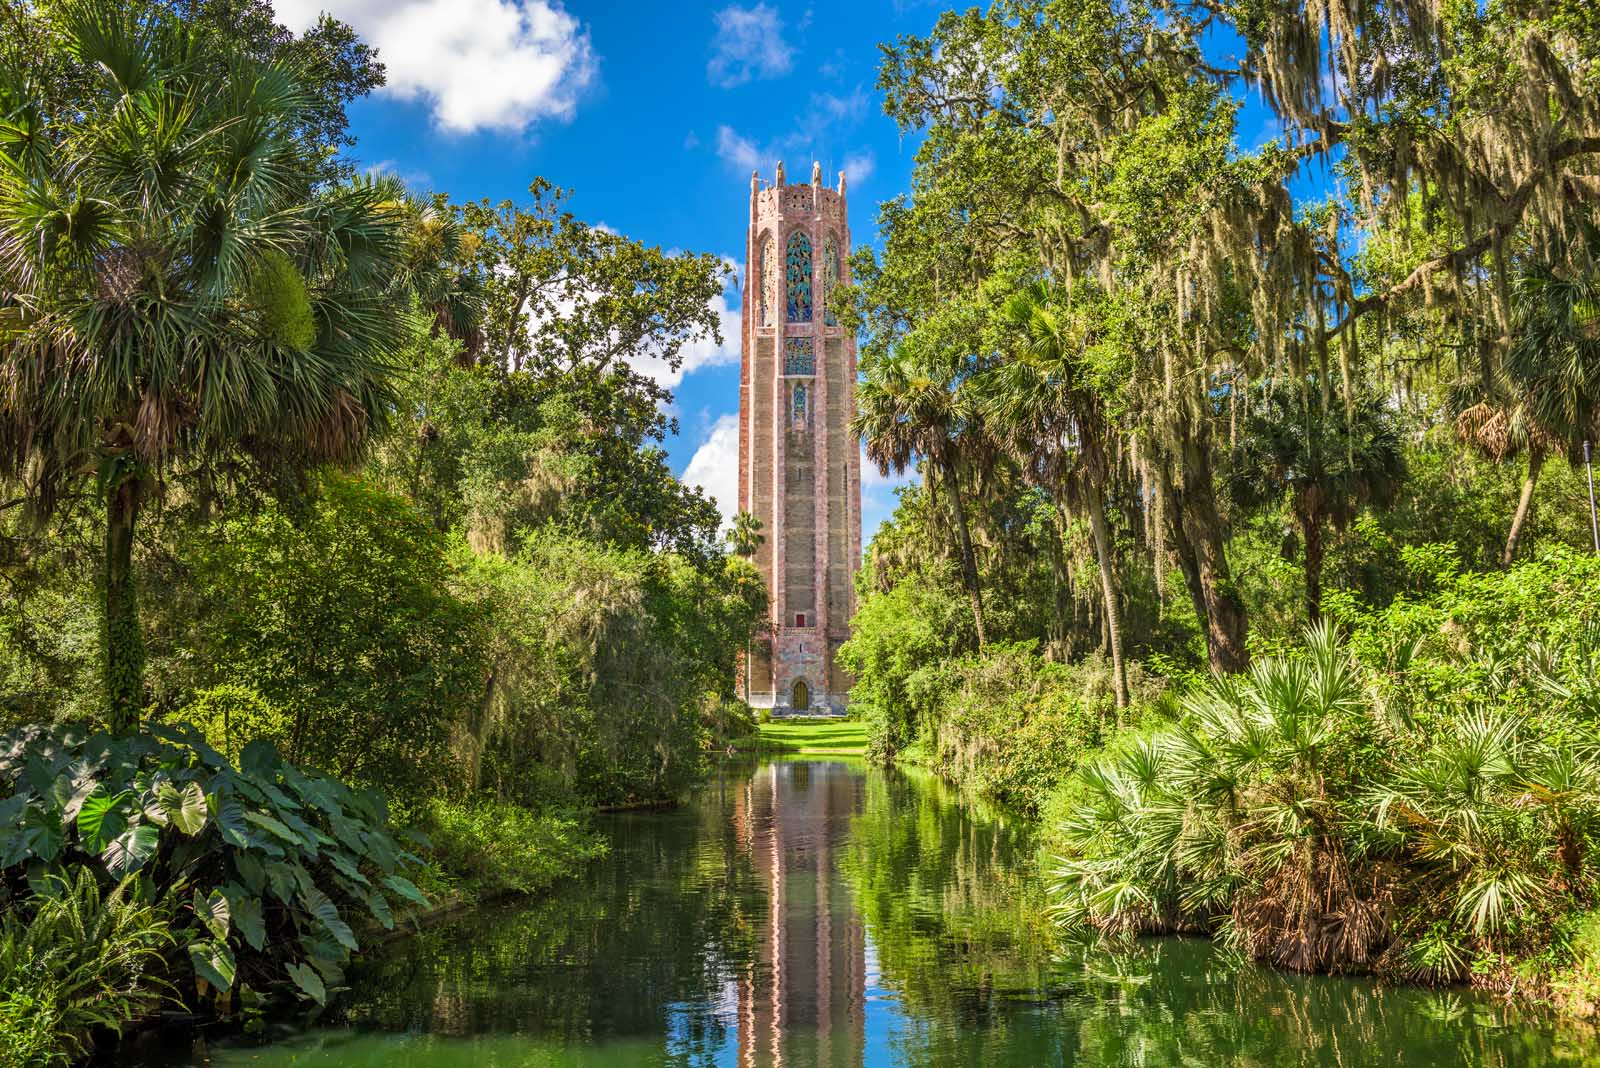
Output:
[791,679,810,713]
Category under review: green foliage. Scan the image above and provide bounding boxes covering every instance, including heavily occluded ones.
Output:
[0,722,426,1008]
[178,685,291,765]
[900,645,1163,816]
[453,532,766,807]
[1050,555,1600,994]
[176,476,485,807]
[0,1,413,731]
[0,870,171,1066]
[249,250,317,352]
[419,799,605,898]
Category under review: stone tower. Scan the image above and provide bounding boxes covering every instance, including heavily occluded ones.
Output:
[738,162,861,715]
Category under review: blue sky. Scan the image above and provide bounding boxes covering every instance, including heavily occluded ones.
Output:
[274,1,1293,542]
[271,0,951,539]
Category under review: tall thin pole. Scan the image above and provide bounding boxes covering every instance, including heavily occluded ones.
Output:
[1586,441,1600,553]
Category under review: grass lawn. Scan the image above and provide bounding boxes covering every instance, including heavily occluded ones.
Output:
[737,718,867,756]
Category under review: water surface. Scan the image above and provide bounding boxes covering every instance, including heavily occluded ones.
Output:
[129,759,1597,1067]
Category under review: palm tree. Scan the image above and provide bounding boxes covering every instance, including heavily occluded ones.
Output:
[0,4,409,732]
[726,510,764,558]
[1230,386,1406,622]
[1456,251,1600,565]
[853,352,989,649]
[393,194,486,360]
[992,281,1128,709]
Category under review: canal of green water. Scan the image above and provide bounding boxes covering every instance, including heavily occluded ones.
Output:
[125,758,1597,1066]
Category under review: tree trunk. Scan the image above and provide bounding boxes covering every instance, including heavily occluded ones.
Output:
[1085,482,1129,710]
[1178,425,1249,673]
[1299,499,1325,623]
[1048,507,1072,659]
[104,473,145,734]
[1502,451,1543,567]
[1157,461,1209,637]
[934,460,987,650]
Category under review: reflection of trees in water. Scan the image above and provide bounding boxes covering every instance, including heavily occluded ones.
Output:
[337,769,765,1060]
[1052,939,1591,1067]
[840,767,1059,1019]
[310,763,1583,1068]
[841,768,1584,1068]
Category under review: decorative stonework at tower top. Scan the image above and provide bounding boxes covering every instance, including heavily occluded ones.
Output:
[738,163,861,715]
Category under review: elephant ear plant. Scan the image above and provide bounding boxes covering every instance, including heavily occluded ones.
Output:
[0,722,429,1007]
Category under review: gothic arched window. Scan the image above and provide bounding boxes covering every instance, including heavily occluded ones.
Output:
[759,235,776,327]
[785,230,812,322]
[823,233,840,326]
[791,381,808,424]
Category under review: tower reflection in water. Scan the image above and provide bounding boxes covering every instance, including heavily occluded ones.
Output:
[731,761,868,1068]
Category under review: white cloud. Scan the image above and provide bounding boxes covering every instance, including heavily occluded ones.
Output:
[842,150,875,187]
[366,159,433,190]
[712,88,874,185]
[811,88,868,126]
[860,445,918,542]
[683,413,742,530]
[275,0,595,134]
[715,125,764,173]
[707,4,793,88]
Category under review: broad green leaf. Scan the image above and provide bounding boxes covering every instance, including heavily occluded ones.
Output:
[233,850,267,894]
[0,794,27,826]
[364,889,393,930]
[77,787,132,850]
[363,830,397,874]
[214,800,251,848]
[101,823,159,877]
[299,886,357,951]
[383,874,428,908]
[326,850,368,885]
[188,938,237,992]
[240,739,279,778]
[285,961,326,1005]
[228,891,267,951]
[195,887,230,940]
[168,781,209,835]
[45,773,74,813]
[245,810,304,845]
[22,808,65,864]
[0,829,26,868]
[22,755,54,797]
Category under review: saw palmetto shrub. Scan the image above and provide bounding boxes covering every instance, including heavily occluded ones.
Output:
[1050,552,1600,990]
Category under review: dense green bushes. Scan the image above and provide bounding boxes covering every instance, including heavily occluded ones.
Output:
[891,645,1163,816]
[450,531,765,808]
[0,723,429,1007]
[1048,553,1600,1000]
[419,800,606,898]
[174,476,486,809]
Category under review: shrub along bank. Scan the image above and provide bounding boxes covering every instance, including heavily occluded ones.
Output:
[1049,556,1600,1016]
[865,550,1600,1012]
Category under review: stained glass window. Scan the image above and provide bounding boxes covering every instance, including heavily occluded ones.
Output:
[784,338,814,375]
[823,233,840,327]
[759,235,776,328]
[792,381,808,423]
[785,230,812,322]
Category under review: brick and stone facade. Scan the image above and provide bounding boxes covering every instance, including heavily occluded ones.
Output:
[738,162,860,715]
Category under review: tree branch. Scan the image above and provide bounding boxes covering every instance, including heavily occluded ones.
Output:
[1326,135,1600,340]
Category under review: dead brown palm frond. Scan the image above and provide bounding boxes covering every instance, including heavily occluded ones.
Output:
[1454,401,1513,462]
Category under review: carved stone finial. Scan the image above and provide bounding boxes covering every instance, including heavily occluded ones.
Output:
[750,170,759,194]
[837,169,847,196]
[775,161,785,187]
[811,160,821,185]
